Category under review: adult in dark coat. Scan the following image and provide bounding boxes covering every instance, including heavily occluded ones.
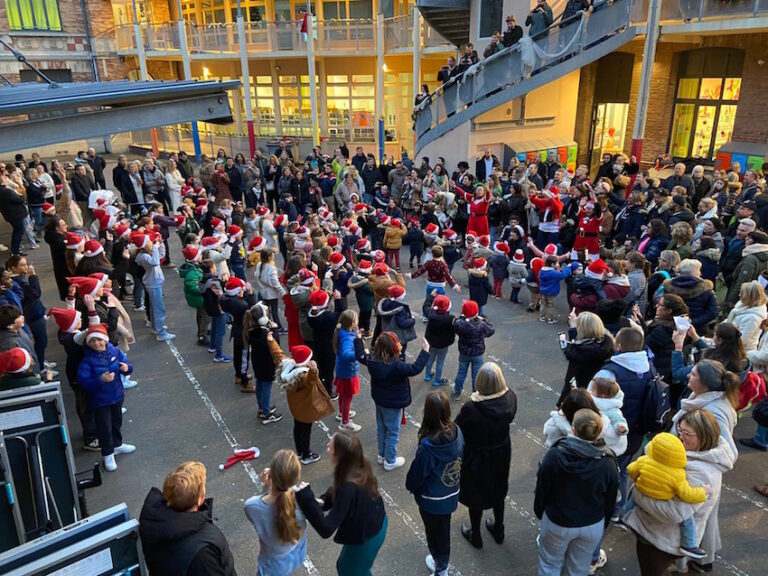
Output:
[112,156,133,202]
[0,184,29,256]
[87,148,107,189]
[558,311,615,406]
[44,215,69,300]
[643,293,688,407]
[502,16,523,47]
[662,270,718,334]
[455,362,517,548]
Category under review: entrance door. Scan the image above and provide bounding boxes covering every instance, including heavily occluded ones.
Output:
[589,102,629,177]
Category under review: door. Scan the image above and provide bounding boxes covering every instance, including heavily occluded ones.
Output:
[589,102,629,176]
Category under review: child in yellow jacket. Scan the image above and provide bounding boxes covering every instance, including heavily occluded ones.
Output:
[623,432,710,559]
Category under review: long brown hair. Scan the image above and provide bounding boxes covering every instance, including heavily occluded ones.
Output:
[418,391,455,442]
[333,309,358,354]
[331,432,378,498]
[257,250,273,281]
[372,332,401,362]
[269,450,304,544]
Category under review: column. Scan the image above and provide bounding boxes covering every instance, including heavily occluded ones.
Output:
[237,14,256,156]
[132,0,156,155]
[318,58,328,137]
[306,2,320,145]
[631,0,662,164]
[376,11,385,160]
[412,7,421,107]
[177,12,202,161]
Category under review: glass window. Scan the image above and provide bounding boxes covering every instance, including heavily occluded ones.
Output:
[713,104,737,153]
[698,78,722,100]
[691,105,716,157]
[349,0,373,19]
[352,85,375,97]
[6,0,61,31]
[723,78,741,100]
[327,85,349,97]
[328,74,348,83]
[670,103,694,158]
[256,75,272,85]
[677,78,698,99]
[352,74,374,83]
[478,0,503,38]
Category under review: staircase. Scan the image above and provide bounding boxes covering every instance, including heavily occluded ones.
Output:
[413,0,644,155]
[416,0,470,47]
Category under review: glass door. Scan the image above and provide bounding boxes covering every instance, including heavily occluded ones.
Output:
[589,103,629,176]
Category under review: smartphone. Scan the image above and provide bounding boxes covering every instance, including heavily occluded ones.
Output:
[558,332,568,350]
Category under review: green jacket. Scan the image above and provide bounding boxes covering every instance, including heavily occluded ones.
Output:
[178,262,204,308]
[725,245,768,305]
[0,372,42,392]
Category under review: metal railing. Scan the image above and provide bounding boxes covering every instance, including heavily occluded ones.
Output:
[383,15,413,51]
[659,0,768,22]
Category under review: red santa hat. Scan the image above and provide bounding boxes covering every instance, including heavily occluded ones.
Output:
[388,284,406,301]
[513,249,525,264]
[513,225,526,240]
[257,205,270,217]
[473,257,487,271]
[181,185,193,197]
[358,260,373,275]
[227,225,243,239]
[373,263,389,276]
[211,217,224,230]
[83,240,104,258]
[309,290,330,312]
[354,202,367,213]
[433,295,451,313]
[586,258,611,280]
[47,307,81,333]
[329,252,345,268]
[131,233,150,250]
[478,235,490,248]
[42,202,55,215]
[320,209,333,222]
[114,223,131,239]
[224,277,246,296]
[174,214,186,228]
[544,243,558,256]
[201,236,222,251]
[89,272,108,286]
[355,238,371,252]
[298,268,316,286]
[348,225,361,237]
[296,226,310,238]
[0,348,32,375]
[194,205,206,217]
[148,230,162,244]
[462,300,479,319]
[290,345,313,366]
[98,214,115,232]
[342,218,354,229]
[391,218,402,228]
[95,197,108,207]
[465,231,477,245]
[92,208,106,222]
[67,276,101,297]
[182,245,202,262]
[442,228,456,240]
[65,232,85,250]
[85,324,109,343]
[248,236,267,252]
[326,236,339,249]
[273,214,286,227]
[219,446,261,470]
[196,198,208,207]
[425,223,439,235]
[380,214,391,227]
[493,242,510,255]
[373,250,386,263]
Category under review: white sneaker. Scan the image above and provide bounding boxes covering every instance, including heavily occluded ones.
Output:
[113,443,136,455]
[121,407,127,414]
[383,456,405,471]
[335,410,357,421]
[103,454,117,471]
[44,360,57,369]
[377,455,385,465]
[156,333,176,341]
[589,548,607,574]
[339,421,361,432]
[123,379,138,389]
[426,554,436,572]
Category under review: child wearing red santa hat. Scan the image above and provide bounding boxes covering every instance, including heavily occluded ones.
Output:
[0,348,41,391]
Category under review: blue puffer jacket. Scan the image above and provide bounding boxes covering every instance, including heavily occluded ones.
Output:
[334,328,359,379]
[406,427,464,515]
[453,317,495,357]
[489,254,509,280]
[77,343,133,408]
[538,265,573,297]
[355,339,428,408]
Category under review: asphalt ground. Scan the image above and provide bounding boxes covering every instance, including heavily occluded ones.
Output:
[4,202,766,576]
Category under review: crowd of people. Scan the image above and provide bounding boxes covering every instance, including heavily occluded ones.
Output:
[0,139,766,576]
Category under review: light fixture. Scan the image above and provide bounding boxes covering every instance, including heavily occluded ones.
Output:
[382,63,388,72]
[202,66,210,79]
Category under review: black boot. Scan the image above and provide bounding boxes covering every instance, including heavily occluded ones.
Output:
[485,518,504,544]
[461,524,482,549]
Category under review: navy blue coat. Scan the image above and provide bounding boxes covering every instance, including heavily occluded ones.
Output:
[77,343,132,408]
[355,339,428,408]
[468,270,493,307]
[406,427,464,515]
[453,316,495,357]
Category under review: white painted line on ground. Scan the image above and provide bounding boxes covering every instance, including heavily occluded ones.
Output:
[722,483,767,513]
[715,554,752,576]
[165,340,323,576]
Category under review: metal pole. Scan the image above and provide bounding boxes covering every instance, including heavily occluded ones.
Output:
[412,8,421,151]
[630,0,661,165]
[176,0,201,162]
[132,0,157,155]
[237,0,256,156]
[376,11,384,160]
[306,0,320,146]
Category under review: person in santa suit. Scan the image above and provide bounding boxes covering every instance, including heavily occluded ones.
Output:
[455,183,491,237]
[571,197,603,262]
[528,188,563,250]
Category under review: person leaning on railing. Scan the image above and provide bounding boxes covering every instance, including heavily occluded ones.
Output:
[526,0,554,38]
[483,32,505,59]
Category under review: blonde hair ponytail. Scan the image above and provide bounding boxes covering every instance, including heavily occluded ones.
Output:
[270,450,303,544]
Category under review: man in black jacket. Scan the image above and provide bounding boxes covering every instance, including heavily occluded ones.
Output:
[437,56,458,85]
[0,184,28,255]
[112,155,133,203]
[139,461,236,576]
[71,163,95,227]
[177,151,195,181]
[503,15,523,47]
[87,147,107,189]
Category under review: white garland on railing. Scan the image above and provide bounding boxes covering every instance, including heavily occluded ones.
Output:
[529,15,586,60]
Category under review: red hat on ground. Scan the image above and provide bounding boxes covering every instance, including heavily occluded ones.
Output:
[42,202,55,215]
[201,236,222,250]
[298,268,316,286]
[329,252,345,268]
[290,345,313,366]
[326,236,339,249]
[67,276,101,297]
[115,223,130,239]
[219,446,261,470]
[433,295,451,313]
[83,239,104,258]
[248,236,266,252]
[586,258,611,280]
[388,284,406,300]
[462,300,479,319]
[425,223,439,235]
[85,324,109,342]
[227,225,243,239]
[544,243,558,256]
[373,250,386,263]
[0,348,32,375]
[358,260,372,274]
[174,214,186,228]
[473,257,487,271]
[224,277,246,296]
[47,307,81,333]
[493,242,510,255]
[513,249,525,264]
[131,233,150,250]
[211,217,223,229]
[273,214,286,227]
[65,232,84,250]
[442,228,456,240]
[355,238,371,252]
[309,290,330,311]
[182,245,202,262]
[257,205,270,217]
[373,263,389,276]
[478,235,490,248]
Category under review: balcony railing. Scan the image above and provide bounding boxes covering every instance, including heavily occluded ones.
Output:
[382,15,453,52]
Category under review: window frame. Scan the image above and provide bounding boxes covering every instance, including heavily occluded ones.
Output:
[477,0,503,40]
[6,0,62,31]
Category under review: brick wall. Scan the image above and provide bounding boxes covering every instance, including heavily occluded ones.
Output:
[729,34,768,144]
[573,61,597,167]
[147,59,179,80]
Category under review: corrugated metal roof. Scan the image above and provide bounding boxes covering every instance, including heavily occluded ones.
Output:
[0,79,241,116]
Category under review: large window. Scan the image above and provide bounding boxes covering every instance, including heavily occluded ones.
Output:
[668,49,743,160]
[5,0,61,31]
[323,0,372,19]
[326,73,375,141]
[478,0,502,38]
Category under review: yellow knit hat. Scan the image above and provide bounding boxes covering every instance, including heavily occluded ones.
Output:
[646,432,687,469]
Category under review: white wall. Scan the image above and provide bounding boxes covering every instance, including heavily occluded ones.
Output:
[470,0,568,47]
[417,121,471,166]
